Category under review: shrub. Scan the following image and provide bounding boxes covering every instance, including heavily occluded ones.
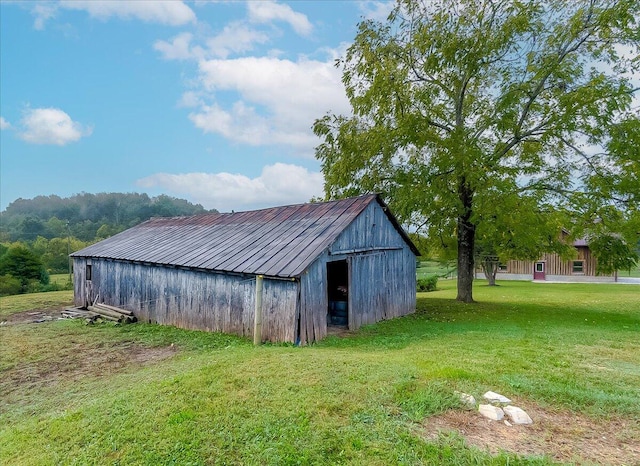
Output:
[0,245,48,291]
[417,275,438,292]
[0,274,22,296]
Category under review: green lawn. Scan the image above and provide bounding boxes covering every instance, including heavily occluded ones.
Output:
[0,290,73,319]
[1,281,638,465]
[417,260,457,279]
[49,273,73,286]
[618,266,640,278]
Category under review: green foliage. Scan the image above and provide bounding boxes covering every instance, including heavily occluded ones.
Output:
[0,245,49,294]
[0,192,215,295]
[590,234,639,275]
[0,274,21,296]
[314,0,640,303]
[417,275,438,292]
[0,192,213,242]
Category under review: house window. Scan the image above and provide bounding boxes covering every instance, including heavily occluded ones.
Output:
[86,264,92,281]
[535,262,544,273]
[572,261,584,274]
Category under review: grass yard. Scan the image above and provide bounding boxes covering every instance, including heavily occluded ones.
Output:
[0,290,73,319]
[49,273,73,286]
[618,266,640,278]
[1,281,638,465]
[417,260,457,279]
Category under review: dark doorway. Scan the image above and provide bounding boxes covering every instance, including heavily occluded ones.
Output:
[327,260,348,327]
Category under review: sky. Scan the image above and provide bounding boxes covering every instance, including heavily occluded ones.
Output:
[0,1,394,213]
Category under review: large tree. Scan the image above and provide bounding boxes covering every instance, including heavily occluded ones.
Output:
[314,0,640,301]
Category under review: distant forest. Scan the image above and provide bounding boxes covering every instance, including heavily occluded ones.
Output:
[0,193,215,294]
[1,192,214,242]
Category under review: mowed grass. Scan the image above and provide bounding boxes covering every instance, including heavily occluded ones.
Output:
[49,273,73,286]
[0,290,73,319]
[417,260,456,279]
[1,280,639,465]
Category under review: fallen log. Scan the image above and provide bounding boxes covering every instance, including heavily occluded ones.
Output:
[87,305,124,320]
[94,303,134,316]
[86,306,137,324]
[92,312,120,322]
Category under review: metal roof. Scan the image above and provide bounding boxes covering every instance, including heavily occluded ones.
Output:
[71,194,419,278]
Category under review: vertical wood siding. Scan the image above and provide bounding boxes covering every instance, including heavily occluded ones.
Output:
[298,256,329,345]
[73,258,297,342]
[297,202,416,344]
[500,247,610,277]
[73,199,417,344]
[329,202,407,253]
[349,248,416,330]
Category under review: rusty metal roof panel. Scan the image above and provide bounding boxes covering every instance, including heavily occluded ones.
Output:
[71,194,417,277]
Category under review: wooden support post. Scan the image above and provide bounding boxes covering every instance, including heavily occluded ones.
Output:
[253,275,264,345]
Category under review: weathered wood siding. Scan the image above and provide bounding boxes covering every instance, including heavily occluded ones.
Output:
[499,246,609,278]
[297,201,416,344]
[298,256,328,344]
[348,248,416,330]
[73,199,416,345]
[329,201,407,252]
[73,257,297,342]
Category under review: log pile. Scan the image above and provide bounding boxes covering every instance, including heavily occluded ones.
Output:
[88,303,137,324]
[62,307,95,320]
[62,304,137,324]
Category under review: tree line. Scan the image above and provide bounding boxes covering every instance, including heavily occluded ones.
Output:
[0,192,214,296]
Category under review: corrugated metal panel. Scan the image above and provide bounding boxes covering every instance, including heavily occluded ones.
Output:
[71,194,418,278]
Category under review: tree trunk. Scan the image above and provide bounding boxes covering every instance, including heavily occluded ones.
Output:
[482,259,498,286]
[456,180,476,303]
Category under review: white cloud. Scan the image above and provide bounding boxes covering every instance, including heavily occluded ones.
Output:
[154,32,204,61]
[0,117,11,130]
[18,108,92,145]
[205,22,270,58]
[155,23,271,61]
[33,1,196,29]
[247,1,313,36]
[32,3,57,30]
[358,1,395,21]
[188,55,349,152]
[137,163,324,212]
[178,91,204,108]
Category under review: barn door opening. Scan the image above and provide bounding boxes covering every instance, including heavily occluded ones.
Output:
[327,260,348,327]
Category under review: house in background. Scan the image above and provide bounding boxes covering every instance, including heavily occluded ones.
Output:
[70,194,419,344]
[489,238,616,282]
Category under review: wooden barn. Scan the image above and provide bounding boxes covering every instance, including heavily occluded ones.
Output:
[489,238,616,282]
[70,194,419,344]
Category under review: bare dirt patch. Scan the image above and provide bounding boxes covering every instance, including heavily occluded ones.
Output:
[1,308,66,325]
[1,340,178,398]
[420,405,640,465]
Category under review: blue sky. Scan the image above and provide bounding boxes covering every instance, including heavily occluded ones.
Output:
[1,1,393,212]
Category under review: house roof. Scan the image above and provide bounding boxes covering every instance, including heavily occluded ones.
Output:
[71,194,419,278]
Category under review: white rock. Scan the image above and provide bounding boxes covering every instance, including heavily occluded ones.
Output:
[503,405,533,425]
[478,404,504,421]
[483,391,512,403]
[504,420,512,427]
[455,391,476,408]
